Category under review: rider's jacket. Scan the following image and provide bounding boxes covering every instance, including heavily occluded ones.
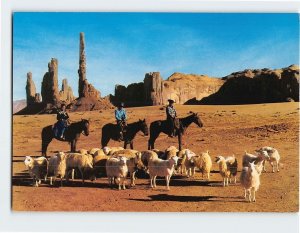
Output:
[166,105,177,119]
[115,108,127,121]
[57,111,69,121]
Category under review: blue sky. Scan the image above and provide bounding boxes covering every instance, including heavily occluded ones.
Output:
[13,13,299,100]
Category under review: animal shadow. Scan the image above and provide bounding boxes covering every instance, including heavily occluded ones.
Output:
[129,194,217,202]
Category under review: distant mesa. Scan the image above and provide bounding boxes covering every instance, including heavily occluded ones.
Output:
[111,71,225,106]
[197,64,299,104]
[111,65,299,106]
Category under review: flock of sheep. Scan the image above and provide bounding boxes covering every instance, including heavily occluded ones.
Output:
[23,145,281,202]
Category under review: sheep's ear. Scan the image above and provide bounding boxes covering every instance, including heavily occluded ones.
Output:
[244,150,248,154]
[206,150,209,154]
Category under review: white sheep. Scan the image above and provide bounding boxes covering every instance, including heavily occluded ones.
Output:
[88,148,101,156]
[24,156,48,187]
[215,155,232,186]
[106,156,128,190]
[103,146,124,155]
[47,152,66,186]
[93,149,106,157]
[112,150,144,186]
[225,155,238,183]
[193,151,212,180]
[148,156,179,190]
[256,147,280,172]
[240,161,262,202]
[165,146,179,159]
[65,152,94,183]
[141,150,159,168]
[178,149,196,177]
[78,148,88,155]
[242,151,269,167]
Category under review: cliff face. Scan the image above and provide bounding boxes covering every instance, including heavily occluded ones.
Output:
[162,73,224,104]
[144,72,164,105]
[113,72,224,106]
[112,65,299,106]
[199,65,299,104]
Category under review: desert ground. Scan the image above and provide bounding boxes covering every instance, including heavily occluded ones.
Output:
[12,103,299,212]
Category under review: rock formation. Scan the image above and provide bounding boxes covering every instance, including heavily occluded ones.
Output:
[25,72,41,106]
[78,32,100,99]
[78,32,86,98]
[144,72,164,105]
[162,73,224,104]
[112,82,145,107]
[199,65,299,104]
[41,58,60,105]
[68,32,111,112]
[113,65,299,106]
[113,72,224,106]
[59,79,75,104]
[26,72,37,105]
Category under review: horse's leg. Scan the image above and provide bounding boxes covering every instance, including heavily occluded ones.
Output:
[124,141,128,149]
[74,139,78,152]
[71,140,76,152]
[101,137,110,148]
[41,130,53,157]
[178,133,182,151]
[148,133,159,150]
[130,141,133,149]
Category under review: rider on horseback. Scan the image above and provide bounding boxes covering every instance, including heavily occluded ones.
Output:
[115,102,127,141]
[166,99,177,137]
[55,103,69,139]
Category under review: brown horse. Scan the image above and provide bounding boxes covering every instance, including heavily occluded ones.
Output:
[148,112,203,151]
[41,119,90,157]
[101,119,149,149]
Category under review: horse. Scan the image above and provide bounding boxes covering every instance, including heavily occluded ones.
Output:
[148,112,203,151]
[41,119,90,157]
[101,119,149,149]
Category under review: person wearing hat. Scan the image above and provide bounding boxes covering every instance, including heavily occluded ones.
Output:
[55,103,69,139]
[115,102,127,141]
[166,99,177,137]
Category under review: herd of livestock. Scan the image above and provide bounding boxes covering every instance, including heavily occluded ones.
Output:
[23,145,281,202]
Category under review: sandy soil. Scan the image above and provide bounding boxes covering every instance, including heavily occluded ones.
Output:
[12,103,299,212]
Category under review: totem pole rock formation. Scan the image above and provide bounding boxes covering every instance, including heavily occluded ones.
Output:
[59,78,75,104]
[41,58,60,105]
[78,32,100,99]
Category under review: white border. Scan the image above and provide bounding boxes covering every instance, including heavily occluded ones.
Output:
[1,0,299,232]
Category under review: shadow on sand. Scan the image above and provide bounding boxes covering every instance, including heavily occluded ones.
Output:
[128,193,245,203]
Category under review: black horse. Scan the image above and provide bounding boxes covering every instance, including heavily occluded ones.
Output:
[101,119,149,149]
[41,119,90,157]
[148,112,203,151]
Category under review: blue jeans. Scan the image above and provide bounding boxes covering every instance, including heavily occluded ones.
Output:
[56,120,67,138]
